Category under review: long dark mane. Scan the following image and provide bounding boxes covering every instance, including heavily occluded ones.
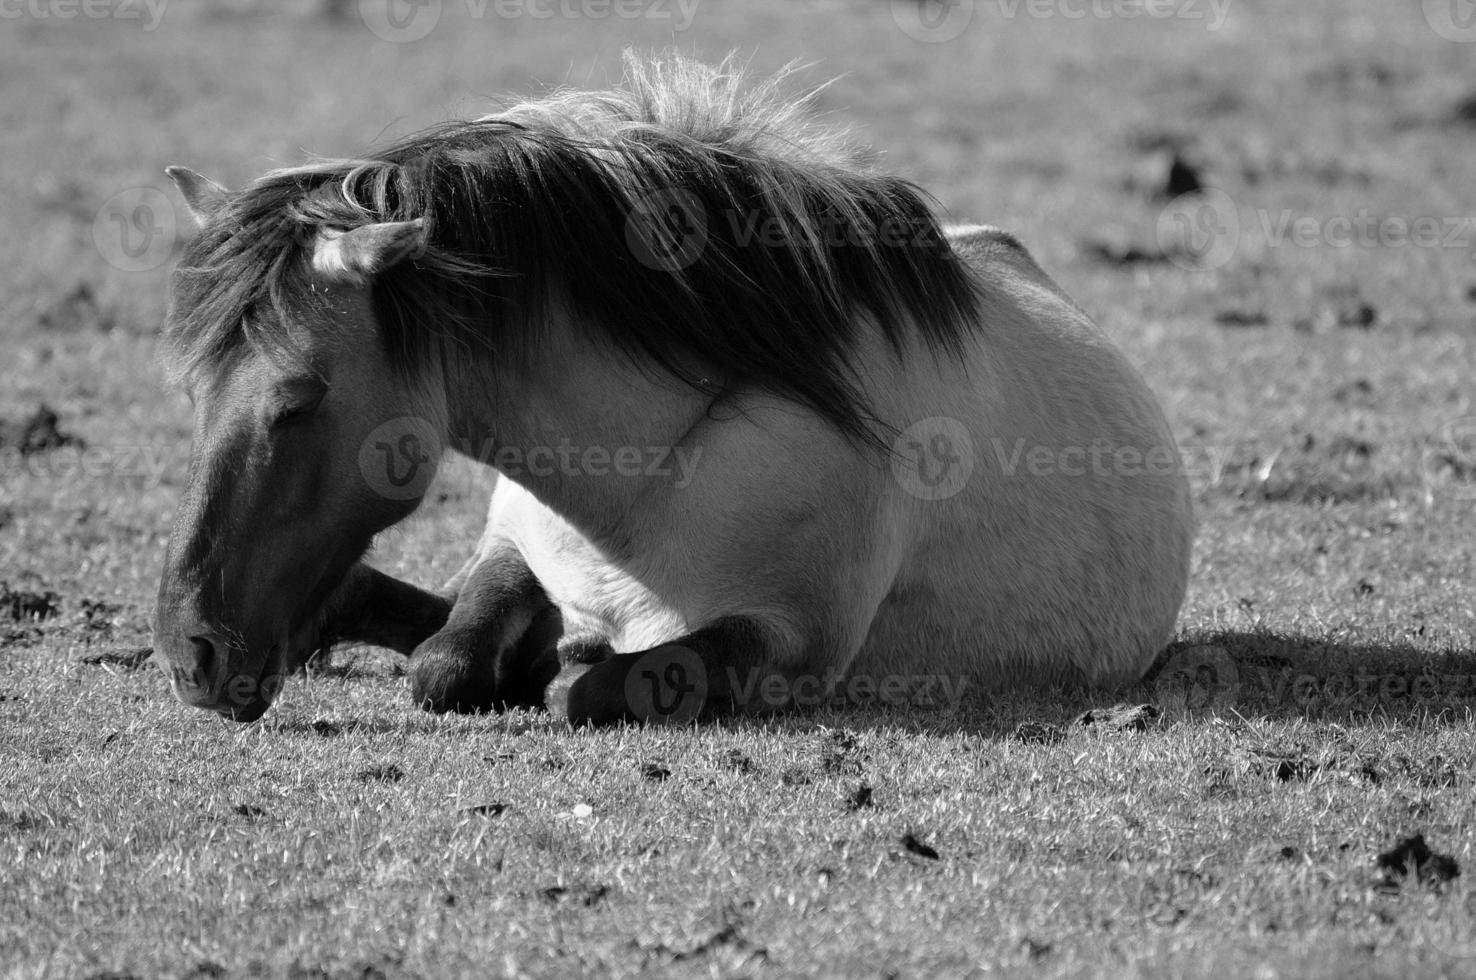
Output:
[167,54,983,445]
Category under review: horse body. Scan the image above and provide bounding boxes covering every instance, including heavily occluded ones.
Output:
[151,55,1193,724]
[448,224,1190,709]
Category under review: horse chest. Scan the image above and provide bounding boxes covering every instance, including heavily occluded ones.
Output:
[496,490,689,652]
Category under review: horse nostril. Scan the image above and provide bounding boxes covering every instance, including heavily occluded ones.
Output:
[186,634,219,688]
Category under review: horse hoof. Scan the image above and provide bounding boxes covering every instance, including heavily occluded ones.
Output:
[409,643,495,714]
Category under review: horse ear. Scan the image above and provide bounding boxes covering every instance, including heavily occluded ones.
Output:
[165,166,232,227]
[311,220,428,285]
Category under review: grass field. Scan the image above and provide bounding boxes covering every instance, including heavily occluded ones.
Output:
[4,1,1476,977]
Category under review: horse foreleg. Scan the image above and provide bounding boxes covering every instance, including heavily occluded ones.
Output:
[545,616,806,726]
[318,563,453,655]
[408,544,561,713]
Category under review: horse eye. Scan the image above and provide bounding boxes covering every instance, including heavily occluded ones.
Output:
[270,383,327,429]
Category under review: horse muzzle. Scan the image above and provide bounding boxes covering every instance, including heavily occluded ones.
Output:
[154,628,287,722]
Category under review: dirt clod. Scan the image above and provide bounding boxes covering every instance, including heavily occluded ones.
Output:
[818,728,865,776]
[1450,94,1476,127]
[1376,833,1459,888]
[781,766,812,787]
[902,833,940,860]
[1158,152,1205,199]
[355,764,404,783]
[542,883,609,906]
[75,598,124,639]
[463,802,509,816]
[1075,704,1160,732]
[1082,239,1171,266]
[1214,309,1270,328]
[1337,301,1378,330]
[2,809,46,832]
[1252,749,1318,783]
[1012,721,1066,745]
[0,404,83,456]
[79,647,152,670]
[285,964,329,980]
[721,748,757,774]
[1022,937,1054,960]
[641,762,672,782]
[639,915,764,964]
[1,583,60,623]
[1390,753,1459,789]
[1333,378,1374,403]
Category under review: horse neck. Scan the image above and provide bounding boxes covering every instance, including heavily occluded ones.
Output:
[447,315,712,538]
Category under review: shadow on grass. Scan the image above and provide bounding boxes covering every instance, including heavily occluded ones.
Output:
[895,630,1476,739]
[1138,630,1476,725]
[239,631,1476,740]
[700,630,1476,741]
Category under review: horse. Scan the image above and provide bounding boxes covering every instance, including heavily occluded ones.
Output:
[152,54,1194,725]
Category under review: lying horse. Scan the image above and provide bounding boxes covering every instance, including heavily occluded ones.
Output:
[153,55,1193,724]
